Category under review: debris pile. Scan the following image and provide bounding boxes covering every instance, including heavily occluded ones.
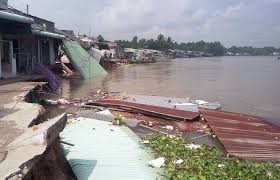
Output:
[49,92,280,179]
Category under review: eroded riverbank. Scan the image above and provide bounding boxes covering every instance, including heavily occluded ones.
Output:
[1,79,280,179]
[0,82,74,180]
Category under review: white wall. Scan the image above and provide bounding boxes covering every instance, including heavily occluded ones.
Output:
[0,33,2,77]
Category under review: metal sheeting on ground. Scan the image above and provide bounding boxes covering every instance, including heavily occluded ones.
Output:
[60,117,160,180]
[122,94,221,111]
[91,99,200,121]
[62,40,107,79]
[123,94,199,112]
[77,110,115,122]
[201,109,280,161]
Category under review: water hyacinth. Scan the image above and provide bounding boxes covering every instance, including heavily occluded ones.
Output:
[147,134,280,180]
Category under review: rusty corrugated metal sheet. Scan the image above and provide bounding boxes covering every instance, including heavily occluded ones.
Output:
[91,99,200,121]
[200,109,280,161]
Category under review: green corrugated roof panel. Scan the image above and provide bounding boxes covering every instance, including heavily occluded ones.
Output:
[60,117,161,180]
[62,40,107,79]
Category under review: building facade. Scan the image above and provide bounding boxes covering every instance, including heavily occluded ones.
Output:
[0,1,65,78]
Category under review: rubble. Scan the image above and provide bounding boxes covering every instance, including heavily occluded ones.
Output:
[166,125,174,131]
[185,144,201,150]
[147,157,165,168]
[173,159,184,164]
[46,98,70,105]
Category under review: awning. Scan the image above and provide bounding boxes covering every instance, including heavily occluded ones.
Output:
[0,11,34,24]
[31,29,65,39]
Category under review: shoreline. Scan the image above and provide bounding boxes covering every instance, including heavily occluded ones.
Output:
[1,81,280,179]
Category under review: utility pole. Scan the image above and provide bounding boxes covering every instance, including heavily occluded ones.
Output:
[89,26,92,37]
[26,4,29,14]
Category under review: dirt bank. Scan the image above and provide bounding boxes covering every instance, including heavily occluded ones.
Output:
[24,140,76,180]
[0,82,76,180]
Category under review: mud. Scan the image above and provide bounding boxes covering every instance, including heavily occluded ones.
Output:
[24,140,76,180]
[21,84,76,180]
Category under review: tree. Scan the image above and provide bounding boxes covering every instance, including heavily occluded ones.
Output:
[115,34,278,56]
[138,38,147,48]
[131,36,138,48]
[157,34,165,42]
[97,34,104,42]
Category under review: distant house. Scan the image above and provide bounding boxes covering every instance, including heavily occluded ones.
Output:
[61,30,75,37]
[93,42,119,58]
[226,52,233,56]
[76,35,98,46]
[0,1,65,78]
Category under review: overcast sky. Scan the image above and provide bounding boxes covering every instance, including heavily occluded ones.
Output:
[9,0,280,47]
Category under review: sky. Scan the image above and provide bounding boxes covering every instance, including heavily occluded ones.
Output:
[9,0,280,47]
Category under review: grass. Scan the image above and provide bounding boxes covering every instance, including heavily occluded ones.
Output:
[147,134,280,180]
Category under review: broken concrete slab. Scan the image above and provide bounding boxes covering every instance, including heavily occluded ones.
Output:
[0,82,67,179]
[0,113,67,179]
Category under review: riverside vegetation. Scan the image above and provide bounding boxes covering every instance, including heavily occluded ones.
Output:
[147,135,280,180]
[114,34,280,56]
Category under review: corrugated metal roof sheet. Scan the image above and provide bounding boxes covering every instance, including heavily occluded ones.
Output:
[201,109,280,161]
[60,117,161,180]
[62,40,107,79]
[123,94,199,112]
[92,99,200,121]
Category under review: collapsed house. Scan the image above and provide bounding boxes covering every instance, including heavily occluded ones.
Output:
[0,1,65,78]
[61,40,107,79]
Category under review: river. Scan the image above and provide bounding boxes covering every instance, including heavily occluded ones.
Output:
[61,56,280,126]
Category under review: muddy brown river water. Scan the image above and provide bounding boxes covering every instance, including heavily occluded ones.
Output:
[61,56,280,126]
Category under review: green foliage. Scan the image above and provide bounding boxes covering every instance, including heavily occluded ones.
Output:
[227,46,278,56]
[97,34,104,42]
[112,113,126,125]
[115,34,280,56]
[115,35,225,56]
[148,135,280,180]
